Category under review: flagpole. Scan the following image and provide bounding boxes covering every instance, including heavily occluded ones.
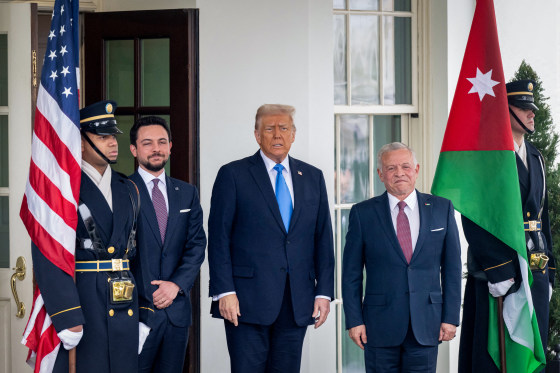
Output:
[497,296,507,373]
[69,348,76,373]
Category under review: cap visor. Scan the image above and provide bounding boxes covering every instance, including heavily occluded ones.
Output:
[90,126,124,135]
[511,102,538,111]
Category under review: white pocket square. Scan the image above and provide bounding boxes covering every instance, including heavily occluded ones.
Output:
[431,228,444,232]
[180,209,191,213]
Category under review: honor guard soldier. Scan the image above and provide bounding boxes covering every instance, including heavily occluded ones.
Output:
[32,100,142,372]
[459,80,556,373]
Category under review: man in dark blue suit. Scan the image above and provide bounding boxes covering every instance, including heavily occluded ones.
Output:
[33,100,141,372]
[129,116,206,373]
[342,142,462,373]
[208,104,335,372]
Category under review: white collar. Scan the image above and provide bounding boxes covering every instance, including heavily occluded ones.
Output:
[387,190,418,211]
[137,166,166,187]
[81,161,111,186]
[260,150,290,173]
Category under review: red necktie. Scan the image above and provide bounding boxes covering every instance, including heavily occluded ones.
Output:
[397,201,413,263]
[152,179,168,244]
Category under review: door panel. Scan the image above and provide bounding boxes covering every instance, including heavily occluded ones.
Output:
[0,3,34,373]
[84,9,200,373]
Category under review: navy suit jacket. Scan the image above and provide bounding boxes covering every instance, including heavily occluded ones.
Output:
[208,151,335,327]
[342,191,461,347]
[130,172,206,328]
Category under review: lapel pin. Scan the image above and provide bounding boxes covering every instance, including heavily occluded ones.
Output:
[298,171,303,176]
[425,203,431,206]
[175,187,179,190]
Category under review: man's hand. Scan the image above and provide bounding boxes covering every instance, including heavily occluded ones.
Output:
[219,294,241,326]
[58,325,83,350]
[312,298,330,329]
[439,322,456,342]
[348,325,367,350]
[488,278,514,298]
[151,280,180,309]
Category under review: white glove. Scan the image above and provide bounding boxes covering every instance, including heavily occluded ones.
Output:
[138,322,151,354]
[57,328,83,350]
[550,284,553,302]
[488,278,514,297]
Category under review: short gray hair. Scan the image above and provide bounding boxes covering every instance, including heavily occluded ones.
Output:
[254,104,296,131]
[376,142,418,170]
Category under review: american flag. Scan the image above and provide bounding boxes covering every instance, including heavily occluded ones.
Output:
[19,0,81,371]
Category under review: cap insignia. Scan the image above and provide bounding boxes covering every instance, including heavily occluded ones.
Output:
[105,103,113,114]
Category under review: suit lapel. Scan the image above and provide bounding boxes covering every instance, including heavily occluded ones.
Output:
[163,176,180,248]
[108,171,131,245]
[288,157,303,232]
[131,172,162,247]
[80,171,112,243]
[248,151,286,233]
[411,191,430,262]
[374,192,408,264]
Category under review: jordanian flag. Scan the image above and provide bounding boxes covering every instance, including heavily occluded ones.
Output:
[431,0,545,372]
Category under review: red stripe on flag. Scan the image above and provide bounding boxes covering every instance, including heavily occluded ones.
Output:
[28,161,78,230]
[33,109,81,201]
[20,197,75,276]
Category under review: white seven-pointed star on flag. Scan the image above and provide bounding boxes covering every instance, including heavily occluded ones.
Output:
[62,87,73,98]
[467,68,500,101]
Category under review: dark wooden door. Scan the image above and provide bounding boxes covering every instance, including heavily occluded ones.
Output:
[84,9,200,373]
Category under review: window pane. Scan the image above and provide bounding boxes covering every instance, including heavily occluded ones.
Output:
[350,15,379,105]
[349,0,378,11]
[339,115,369,203]
[112,115,135,176]
[334,15,347,105]
[0,116,7,187]
[334,0,346,9]
[141,39,170,107]
[0,34,7,106]
[383,17,412,105]
[383,0,411,11]
[373,115,401,195]
[0,196,8,268]
[106,40,134,107]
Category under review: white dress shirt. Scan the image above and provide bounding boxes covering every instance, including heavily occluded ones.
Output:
[81,161,113,211]
[514,139,528,169]
[387,190,420,252]
[137,166,168,210]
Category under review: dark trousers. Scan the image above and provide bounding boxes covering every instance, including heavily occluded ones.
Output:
[224,278,308,373]
[364,322,438,373]
[139,312,189,373]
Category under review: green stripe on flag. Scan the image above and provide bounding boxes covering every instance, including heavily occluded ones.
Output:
[432,150,527,261]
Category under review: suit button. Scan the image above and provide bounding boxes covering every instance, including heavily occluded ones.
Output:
[109,309,114,317]
[107,246,115,254]
[527,212,531,217]
[128,309,134,316]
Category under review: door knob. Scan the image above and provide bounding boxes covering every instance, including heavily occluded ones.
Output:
[10,256,26,319]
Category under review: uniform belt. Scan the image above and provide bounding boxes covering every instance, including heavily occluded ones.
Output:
[75,259,129,272]
[524,220,541,231]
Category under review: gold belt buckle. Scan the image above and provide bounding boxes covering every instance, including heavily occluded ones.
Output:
[112,280,135,302]
[528,220,538,231]
[529,253,549,270]
[111,259,123,271]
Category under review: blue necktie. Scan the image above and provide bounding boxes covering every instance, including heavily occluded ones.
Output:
[273,164,293,232]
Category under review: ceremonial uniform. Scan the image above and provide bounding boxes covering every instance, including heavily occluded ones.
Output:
[459,81,556,372]
[32,101,141,372]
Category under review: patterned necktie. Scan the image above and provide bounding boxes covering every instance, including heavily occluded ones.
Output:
[397,201,413,263]
[152,178,168,244]
[273,164,293,232]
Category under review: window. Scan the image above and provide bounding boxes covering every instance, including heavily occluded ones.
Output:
[333,1,417,371]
